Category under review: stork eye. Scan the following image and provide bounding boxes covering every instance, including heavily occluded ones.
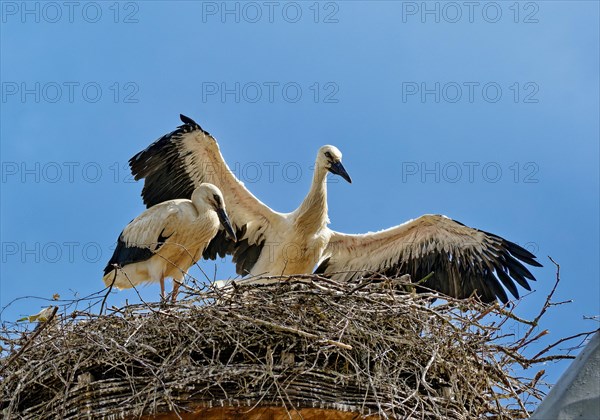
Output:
[213,194,221,206]
[324,151,332,159]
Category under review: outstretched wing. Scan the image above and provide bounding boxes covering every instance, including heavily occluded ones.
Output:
[103,202,183,275]
[316,215,542,303]
[129,115,283,275]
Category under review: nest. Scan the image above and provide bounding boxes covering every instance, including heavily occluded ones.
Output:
[0,272,589,419]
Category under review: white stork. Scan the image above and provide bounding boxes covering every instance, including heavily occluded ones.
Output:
[128,115,541,303]
[103,183,236,301]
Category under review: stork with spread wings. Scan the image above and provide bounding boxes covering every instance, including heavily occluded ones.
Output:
[129,115,541,303]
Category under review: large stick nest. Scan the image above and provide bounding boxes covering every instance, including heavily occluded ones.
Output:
[0,273,589,419]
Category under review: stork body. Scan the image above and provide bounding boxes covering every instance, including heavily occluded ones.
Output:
[103,183,235,301]
[247,163,336,276]
[129,115,541,303]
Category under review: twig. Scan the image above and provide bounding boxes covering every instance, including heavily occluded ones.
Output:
[233,313,353,350]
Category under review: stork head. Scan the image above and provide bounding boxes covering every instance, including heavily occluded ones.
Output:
[192,184,237,241]
[318,145,352,183]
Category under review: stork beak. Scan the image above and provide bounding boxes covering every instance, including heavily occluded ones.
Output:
[217,208,237,241]
[328,161,352,183]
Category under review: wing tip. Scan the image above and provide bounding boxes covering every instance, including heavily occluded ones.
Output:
[179,113,210,136]
[102,263,117,277]
[314,257,331,274]
[130,113,208,169]
[179,114,197,126]
[511,246,543,269]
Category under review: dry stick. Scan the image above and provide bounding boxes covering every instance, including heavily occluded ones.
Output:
[102,266,160,315]
[0,306,58,376]
[531,258,560,326]
[348,278,374,295]
[531,330,599,361]
[515,257,597,362]
[233,313,353,350]
[100,266,118,315]
[520,329,550,348]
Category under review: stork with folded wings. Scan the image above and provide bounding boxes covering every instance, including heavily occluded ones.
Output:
[103,183,236,302]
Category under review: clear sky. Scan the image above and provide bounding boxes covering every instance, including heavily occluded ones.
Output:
[1,1,598,385]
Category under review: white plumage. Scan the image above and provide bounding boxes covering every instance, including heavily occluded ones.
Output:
[103,183,235,301]
[129,115,541,303]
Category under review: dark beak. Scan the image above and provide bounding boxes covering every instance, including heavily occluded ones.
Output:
[217,208,237,241]
[328,161,352,183]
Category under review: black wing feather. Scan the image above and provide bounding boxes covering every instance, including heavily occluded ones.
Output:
[203,229,235,260]
[317,217,542,304]
[202,225,265,276]
[103,232,164,276]
[233,239,265,275]
[129,114,208,208]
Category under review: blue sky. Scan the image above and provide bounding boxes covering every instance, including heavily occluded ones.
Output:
[1,1,598,385]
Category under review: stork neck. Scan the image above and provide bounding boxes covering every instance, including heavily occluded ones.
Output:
[295,166,329,234]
